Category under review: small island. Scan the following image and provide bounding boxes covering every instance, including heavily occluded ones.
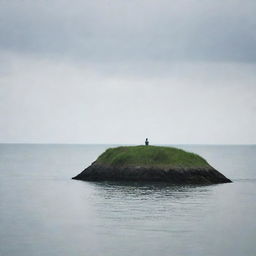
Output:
[72,145,232,184]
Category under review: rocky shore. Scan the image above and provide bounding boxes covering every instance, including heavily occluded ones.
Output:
[72,163,231,184]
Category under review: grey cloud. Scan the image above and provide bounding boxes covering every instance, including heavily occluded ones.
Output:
[0,54,256,144]
[0,0,256,62]
[1,0,256,144]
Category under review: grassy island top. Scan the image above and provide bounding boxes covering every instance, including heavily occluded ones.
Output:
[96,145,210,168]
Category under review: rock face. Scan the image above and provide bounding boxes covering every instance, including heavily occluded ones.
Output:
[72,146,232,184]
[73,164,231,184]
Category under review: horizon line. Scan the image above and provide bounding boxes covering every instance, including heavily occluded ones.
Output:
[0,142,255,146]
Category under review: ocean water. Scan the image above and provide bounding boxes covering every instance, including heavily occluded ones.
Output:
[0,144,255,256]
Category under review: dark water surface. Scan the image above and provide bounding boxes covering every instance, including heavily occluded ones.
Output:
[0,144,255,256]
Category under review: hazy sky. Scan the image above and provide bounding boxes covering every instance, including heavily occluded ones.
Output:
[0,0,256,144]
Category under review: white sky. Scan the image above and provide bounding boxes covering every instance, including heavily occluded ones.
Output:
[0,0,256,144]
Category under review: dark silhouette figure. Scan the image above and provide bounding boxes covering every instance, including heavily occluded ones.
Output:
[145,138,149,146]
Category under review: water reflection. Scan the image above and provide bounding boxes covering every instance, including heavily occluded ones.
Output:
[84,181,214,230]
[91,181,213,199]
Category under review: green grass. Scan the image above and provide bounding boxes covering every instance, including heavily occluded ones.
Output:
[96,145,210,168]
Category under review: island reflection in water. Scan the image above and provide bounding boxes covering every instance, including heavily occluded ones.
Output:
[87,181,214,230]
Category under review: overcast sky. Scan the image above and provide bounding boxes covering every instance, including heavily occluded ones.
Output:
[0,0,256,144]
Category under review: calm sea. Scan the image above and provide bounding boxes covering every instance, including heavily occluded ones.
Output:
[0,144,255,256]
